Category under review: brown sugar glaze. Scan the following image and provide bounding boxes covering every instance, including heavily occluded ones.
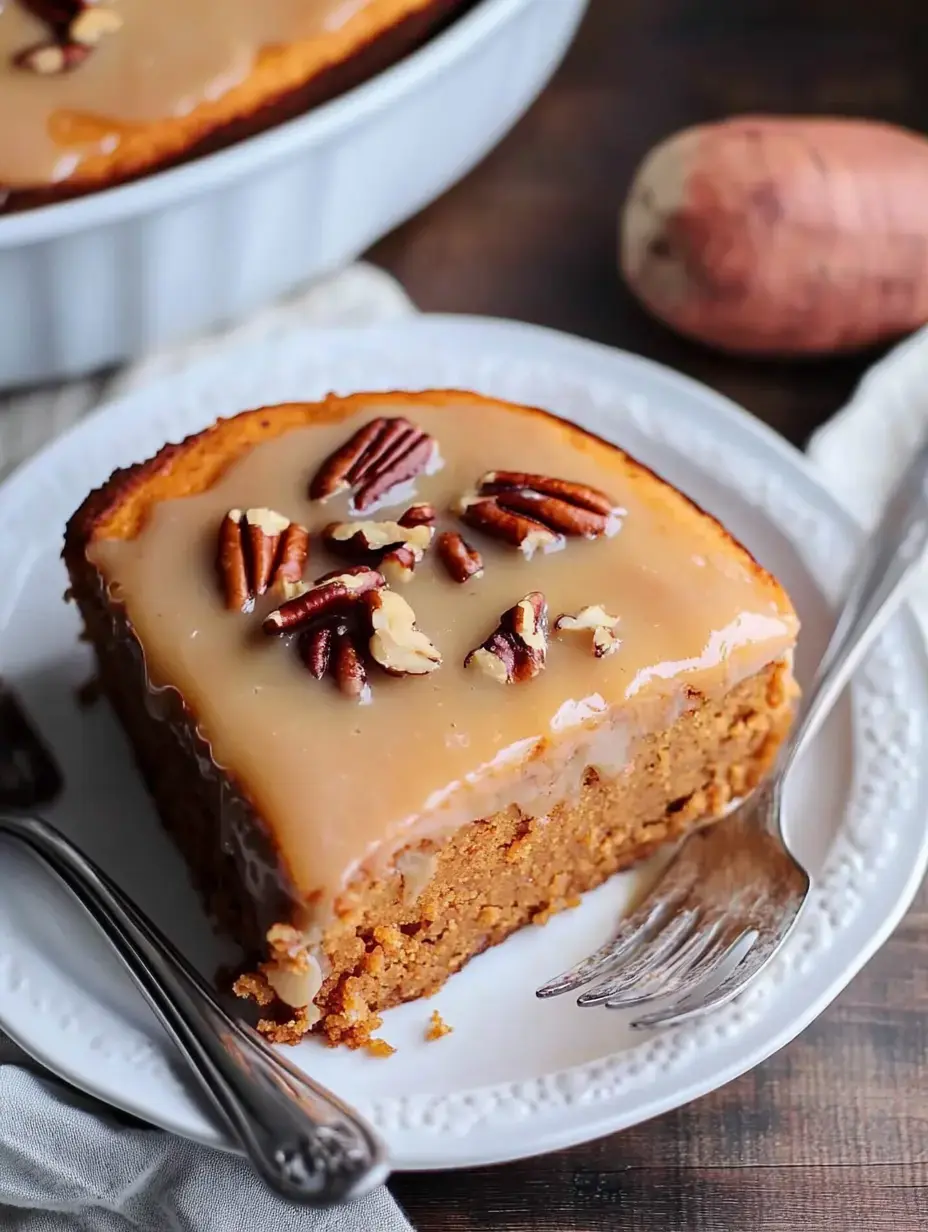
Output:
[0,0,378,187]
[88,396,799,926]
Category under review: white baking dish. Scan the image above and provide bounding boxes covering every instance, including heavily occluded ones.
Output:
[0,0,587,389]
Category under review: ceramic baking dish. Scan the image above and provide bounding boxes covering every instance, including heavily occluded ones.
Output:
[0,0,587,388]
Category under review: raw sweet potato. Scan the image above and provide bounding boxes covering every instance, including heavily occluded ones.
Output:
[620,116,928,356]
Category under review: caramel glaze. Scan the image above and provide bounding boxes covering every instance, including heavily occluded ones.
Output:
[86,395,799,933]
[0,0,404,188]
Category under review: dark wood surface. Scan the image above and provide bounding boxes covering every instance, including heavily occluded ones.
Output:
[373,0,928,1227]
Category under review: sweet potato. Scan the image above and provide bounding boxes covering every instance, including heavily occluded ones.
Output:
[620,116,928,356]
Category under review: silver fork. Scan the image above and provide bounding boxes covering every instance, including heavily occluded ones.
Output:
[538,433,928,1028]
[0,811,388,1206]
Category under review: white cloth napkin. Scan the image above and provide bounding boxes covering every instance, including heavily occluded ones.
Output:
[807,326,928,639]
[0,263,416,1232]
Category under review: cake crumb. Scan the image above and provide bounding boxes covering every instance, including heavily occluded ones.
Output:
[365,1037,396,1058]
[372,924,404,957]
[425,1010,453,1041]
[233,970,276,1008]
[255,1007,315,1045]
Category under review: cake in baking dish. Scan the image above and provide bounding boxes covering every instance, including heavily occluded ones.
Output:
[63,390,800,1048]
[0,0,471,212]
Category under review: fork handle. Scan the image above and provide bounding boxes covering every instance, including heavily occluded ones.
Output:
[784,432,928,773]
[0,812,388,1206]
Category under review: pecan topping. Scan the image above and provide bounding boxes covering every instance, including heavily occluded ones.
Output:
[300,622,371,702]
[309,417,440,512]
[13,2,121,73]
[465,593,548,683]
[300,623,335,680]
[457,472,622,549]
[455,495,563,559]
[263,566,383,634]
[480,472,618,518]
[555,605,622,658]
[70,4,122,44]
[398,503,437,529]
[12,40,88,73]
[436,531,484,583]
[218,509,309,613]
[321,517,432,562]
[365,590,442,676]
[380,545,420,586]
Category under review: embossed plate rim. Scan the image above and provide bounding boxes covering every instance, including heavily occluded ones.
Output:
[0,315,926,1171]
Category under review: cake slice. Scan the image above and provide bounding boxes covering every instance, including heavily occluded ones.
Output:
[63,390,799,1048]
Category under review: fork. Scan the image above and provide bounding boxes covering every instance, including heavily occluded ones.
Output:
[0,811,388,1206]
[537,433,928,1028]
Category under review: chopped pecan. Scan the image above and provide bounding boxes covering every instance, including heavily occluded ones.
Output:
[398,503,437,529]
[465,593,548,683]
[332,626,371,702]
[436,531,484,583]
[13,2,121,72]
[381,545,420,586]
[218,508,308,613]
[555,605,622,657]
[70,4,122,44]
[321,517,432,562]
[19,1,83,31]
[263,566,383,634]
[365,590,442,676]
[12,40,88,73]
[300,621,371,701]
[300,623,335,680]
[455,495,563,559]
[309,417,440,512]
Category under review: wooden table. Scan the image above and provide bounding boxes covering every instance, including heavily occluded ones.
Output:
[373,1,928,1226]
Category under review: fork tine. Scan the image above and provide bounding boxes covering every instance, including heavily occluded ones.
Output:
[535,897,672,999]
[605,918,750,1009]
[631,896,805,1029]
[601,916,727,1008]
[577,907,700,1006]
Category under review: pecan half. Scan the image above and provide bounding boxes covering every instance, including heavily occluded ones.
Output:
[263,566,383,634]
[436,531,484,583]
[309,417,440,512]
[365,590,442,676]
[475,472,622,539]
[555,605,622,658]
[218,509,309,613]
[465,593,548,683]
[455,496,563,559]
[300,621,371,702]
[321,517,432,562]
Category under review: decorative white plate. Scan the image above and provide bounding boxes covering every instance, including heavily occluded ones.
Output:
[1,317,926,1172]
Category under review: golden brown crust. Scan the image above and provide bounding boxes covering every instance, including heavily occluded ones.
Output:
[3,0,473,212]
[63,388,793,622]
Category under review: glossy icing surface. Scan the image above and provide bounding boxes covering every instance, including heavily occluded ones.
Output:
[89,396,799,910]
[0,0,376,187]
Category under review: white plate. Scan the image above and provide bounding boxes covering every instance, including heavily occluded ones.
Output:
[1,316,926,1172]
